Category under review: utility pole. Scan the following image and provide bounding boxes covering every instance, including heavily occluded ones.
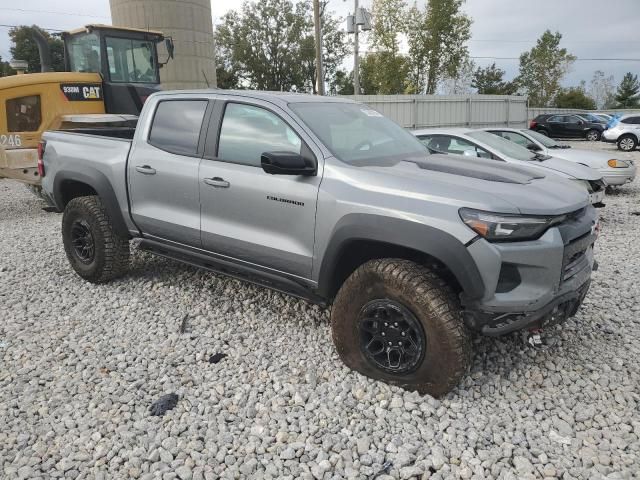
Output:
[353,0,360,95]
[313,0,325,95]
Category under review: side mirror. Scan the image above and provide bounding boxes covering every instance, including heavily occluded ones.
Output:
[526,143,542,152]
[261,152,316,176]
[165,38,175,59]
[578,120,584,125]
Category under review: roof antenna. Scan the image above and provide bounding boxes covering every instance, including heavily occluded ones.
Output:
[202,69,211,88]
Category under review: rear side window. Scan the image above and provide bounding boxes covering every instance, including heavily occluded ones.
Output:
[6,95,42,132]
[621,116,640,125]
[148,100,208,156]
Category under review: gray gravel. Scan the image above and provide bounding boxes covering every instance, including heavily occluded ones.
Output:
[1,140,639,479]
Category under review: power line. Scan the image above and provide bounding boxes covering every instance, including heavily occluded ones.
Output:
[470,56,640,62]
[0,24,64,32]
[0,7,109,19]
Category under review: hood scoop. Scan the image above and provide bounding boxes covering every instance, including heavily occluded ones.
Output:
[403,154,545,184]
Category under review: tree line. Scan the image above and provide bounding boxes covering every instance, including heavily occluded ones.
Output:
[1,1,639,109]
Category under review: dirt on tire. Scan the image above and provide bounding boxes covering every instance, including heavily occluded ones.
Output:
[331,258,471,397]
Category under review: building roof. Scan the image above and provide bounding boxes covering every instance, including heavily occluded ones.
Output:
[64,24,165,38]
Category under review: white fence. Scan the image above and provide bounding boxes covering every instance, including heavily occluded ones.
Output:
[340,94,640,129]
[342,94,529,129]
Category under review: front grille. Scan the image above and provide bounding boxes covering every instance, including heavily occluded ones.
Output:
[562,233,595,282]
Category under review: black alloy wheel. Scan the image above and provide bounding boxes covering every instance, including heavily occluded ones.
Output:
[358,299,426,374]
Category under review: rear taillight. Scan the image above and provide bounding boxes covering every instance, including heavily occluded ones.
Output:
[37,140,46,177]
[530,121,537,129]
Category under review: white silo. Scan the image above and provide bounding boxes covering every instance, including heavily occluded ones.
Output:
[109,0,217,90]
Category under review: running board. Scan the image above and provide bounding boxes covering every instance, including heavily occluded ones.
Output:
[137,239,327,307]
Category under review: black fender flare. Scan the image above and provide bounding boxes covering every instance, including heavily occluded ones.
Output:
[53,168,130,237]
[316,214,485,301]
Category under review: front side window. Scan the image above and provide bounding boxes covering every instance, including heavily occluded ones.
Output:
[218,103,302,167]
[6,95,42,132]
[148,100,208,156]
[67,33,101,73]
[106,37,158,83]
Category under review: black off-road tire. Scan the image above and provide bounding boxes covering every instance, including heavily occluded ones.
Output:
[331,259,472,397]
[62,195,129,283]
[586,129,601,142]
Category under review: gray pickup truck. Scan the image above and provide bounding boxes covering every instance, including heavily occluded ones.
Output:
[41,91,598,396]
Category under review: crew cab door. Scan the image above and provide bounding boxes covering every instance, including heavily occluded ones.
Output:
[127,98,209,246]
[198,99,322,279]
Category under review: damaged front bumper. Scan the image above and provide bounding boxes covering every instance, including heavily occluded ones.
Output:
[461,208,598,336]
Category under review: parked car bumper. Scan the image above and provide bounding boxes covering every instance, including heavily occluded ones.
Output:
[600,165,637,186]
[602,130,619,143]
[461,208,598,336]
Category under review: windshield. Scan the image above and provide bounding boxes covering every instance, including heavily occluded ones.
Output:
[523,129,562,148]
[67,33,101,73]
[106,36,158,83]
[289,102,428,164]
[467,130,535,161]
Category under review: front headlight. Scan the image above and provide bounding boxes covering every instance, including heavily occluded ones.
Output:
[459,208,566,242]
[608,159,630,168]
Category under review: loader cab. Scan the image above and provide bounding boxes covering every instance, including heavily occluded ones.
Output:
[62,25,172,115]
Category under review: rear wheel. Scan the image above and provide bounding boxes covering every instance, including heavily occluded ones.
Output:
[62,195,130,283]
[331,259,471,397]
[617,134,637,152]
[536,128,550,137]
[586,129,601,142]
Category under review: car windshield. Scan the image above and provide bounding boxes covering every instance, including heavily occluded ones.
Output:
[523,129,562,148]
[289,102,428,164]
[467,130,535,161]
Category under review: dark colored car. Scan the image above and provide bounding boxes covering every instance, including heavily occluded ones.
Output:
[530,114,605,141]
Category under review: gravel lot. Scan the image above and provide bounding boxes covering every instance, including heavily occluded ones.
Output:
[1,140,639,480]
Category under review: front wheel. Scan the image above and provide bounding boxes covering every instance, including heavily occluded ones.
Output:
[62,195,130,283]
[617,134,637,152]
[586,129,601,142]
[331,259,471,397]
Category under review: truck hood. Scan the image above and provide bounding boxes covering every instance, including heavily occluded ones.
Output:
[518,155,603,181]
[351,153,590,216]
[543,147,614,170]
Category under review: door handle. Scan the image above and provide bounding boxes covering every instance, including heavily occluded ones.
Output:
[135,165,156,175]
[204,177,230,188]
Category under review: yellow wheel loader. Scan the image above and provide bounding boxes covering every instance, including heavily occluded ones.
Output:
[0,24,173,188]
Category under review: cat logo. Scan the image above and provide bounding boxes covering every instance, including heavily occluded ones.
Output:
[82,86,101,99]
[59,83,103,102]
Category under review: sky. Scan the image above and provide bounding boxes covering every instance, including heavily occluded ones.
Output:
[1,0,639,88]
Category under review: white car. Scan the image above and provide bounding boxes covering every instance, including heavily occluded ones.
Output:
[602,114,640,152]
[413,128,606,206]
[484,127,636,187]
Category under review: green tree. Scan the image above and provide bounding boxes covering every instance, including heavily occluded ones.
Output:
[471,62,518,95]
[9,25,64,73]
[517,30,576,107]
[360,51,410,94]
[330,69,354,95]
[554,87,596,109]
[0,55,13,77]
[614,72,640,109]
[214,0,308,91]
[214,13,244,89]
[405,0,472,94]
[366,0,408,94]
